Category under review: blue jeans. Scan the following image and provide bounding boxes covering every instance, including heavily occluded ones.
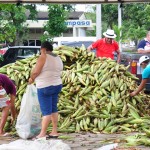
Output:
[37,84,62,116]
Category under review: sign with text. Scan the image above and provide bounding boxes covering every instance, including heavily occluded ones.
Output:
[65,20,92,27]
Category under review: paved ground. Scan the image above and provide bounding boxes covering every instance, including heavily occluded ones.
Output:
[0,132,150,150]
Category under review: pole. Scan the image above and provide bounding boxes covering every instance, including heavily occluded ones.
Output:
[96,4,102,40]
[118,3,122,52]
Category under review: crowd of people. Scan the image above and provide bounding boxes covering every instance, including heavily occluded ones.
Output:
[0,29,150,139]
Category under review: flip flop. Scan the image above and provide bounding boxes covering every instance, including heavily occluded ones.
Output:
[46,135,58,140]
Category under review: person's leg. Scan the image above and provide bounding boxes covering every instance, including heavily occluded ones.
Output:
[37,115,51,138]
[50,112,58,136]
[50,84,62,136]
[37,87,53,138]
[0,106,10,135]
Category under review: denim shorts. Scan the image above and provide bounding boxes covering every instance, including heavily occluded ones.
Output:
[37,84,62,116]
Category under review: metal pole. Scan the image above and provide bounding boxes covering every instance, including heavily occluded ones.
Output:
[118,3,122,52]
[96,4,102,40]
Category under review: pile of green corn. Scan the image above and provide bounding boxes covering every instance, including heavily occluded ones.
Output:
[0,45,150,143]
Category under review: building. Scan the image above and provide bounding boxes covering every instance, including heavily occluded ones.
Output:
[24,11,94,46]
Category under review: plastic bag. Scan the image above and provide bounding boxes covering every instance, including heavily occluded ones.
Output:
[16,84,41,139]
[0,139,71,150]
[97,143,118,150]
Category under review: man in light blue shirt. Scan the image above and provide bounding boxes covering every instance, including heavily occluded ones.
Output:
[130,55,150,96]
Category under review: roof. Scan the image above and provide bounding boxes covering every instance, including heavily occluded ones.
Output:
[26,11,84,20]
[0,0,149,4]
[69,11,84,19]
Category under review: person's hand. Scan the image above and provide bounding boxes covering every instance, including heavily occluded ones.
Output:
[130,91,137,97]
[28,77,34,84]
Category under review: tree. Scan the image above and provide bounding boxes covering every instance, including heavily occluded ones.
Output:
[41,4,69,42]
[145,4,150,30]
[0,4,37,46]
[85,11,96,36]
[84,3,150,45]
[85,4,118,37]
[102,4,118,29]
[122,3,150,45]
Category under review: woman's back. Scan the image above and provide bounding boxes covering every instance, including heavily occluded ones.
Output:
[35,54,63,88]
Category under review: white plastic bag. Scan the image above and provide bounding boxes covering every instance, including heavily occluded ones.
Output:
[0,139,71,150]
[97,143,118,150]
[16,84,41,139]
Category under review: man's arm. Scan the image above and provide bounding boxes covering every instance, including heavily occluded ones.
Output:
[116,50,121,63]
[29,54,46,84]
[87,45,93,52]
[130,79,148,96]
[138,48,150,53]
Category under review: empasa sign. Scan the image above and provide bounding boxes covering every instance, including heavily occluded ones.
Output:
[65,20,92,27]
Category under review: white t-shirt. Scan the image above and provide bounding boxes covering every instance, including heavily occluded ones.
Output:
[0,88,9,108]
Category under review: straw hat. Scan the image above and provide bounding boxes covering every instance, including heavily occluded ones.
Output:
[103,29,117,38]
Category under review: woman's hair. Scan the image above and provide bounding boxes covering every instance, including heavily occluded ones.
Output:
[41,41,53,51]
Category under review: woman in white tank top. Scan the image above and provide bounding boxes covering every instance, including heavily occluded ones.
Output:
[29,41,63,139]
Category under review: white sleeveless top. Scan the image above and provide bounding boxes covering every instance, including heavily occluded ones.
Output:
[35,54,63,88]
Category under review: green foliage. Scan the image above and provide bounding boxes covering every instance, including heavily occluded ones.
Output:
[0,4,37,45]
[85,12,96,23]
[86,3,149,44]
[113,25,123,42]
[125,26,146,41]
[43,4,68,40]
[123,3,150,29]
[102,4,118,29]
[25,4,38,20]
[62,4,75,12]
[122,3,150,42]
[85,12,96,36]
[143,4,150,30]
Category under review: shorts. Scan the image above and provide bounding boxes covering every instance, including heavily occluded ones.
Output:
[37,84,62,116]
[0,97,10,108]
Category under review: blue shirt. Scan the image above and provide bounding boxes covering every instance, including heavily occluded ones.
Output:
[138,38,150,50]
[142,64,150,79]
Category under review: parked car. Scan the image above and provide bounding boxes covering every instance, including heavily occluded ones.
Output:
[0,46,40,67]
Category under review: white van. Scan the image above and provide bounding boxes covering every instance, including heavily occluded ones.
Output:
[53,37,96,47]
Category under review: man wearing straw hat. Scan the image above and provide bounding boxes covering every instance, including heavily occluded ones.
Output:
[87,29,120,63]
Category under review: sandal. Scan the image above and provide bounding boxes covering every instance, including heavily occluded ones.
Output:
[46,135,58,140]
